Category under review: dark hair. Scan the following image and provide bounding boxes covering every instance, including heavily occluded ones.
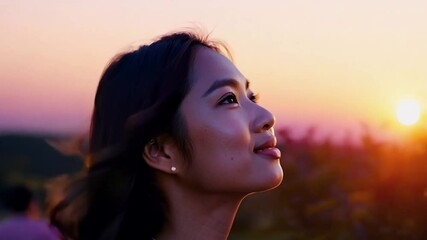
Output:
[51,31,226,240]
[3,185,33,213]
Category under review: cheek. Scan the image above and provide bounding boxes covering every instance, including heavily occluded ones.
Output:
[189,115,251,160]
[185,116,255,189]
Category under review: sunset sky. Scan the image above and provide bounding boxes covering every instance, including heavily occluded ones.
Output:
[1,0,426,142]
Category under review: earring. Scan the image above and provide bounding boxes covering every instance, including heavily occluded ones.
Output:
[148,139,156,145]
[171,166,177,172]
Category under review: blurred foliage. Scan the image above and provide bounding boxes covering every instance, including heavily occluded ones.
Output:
[231,126,427,240]
[1,127,427,239]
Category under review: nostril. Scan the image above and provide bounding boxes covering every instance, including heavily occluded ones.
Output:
[262,123,271,131]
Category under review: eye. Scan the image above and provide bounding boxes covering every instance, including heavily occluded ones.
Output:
[218,93,238,105]
[249,93,259,103]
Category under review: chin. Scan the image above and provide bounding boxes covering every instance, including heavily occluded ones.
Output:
[263,166,284,191]
[250,168,284,193]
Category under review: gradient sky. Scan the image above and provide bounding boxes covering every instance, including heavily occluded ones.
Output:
[1,0,426,141]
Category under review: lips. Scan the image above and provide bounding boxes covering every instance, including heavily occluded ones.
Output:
[254,137,281,159]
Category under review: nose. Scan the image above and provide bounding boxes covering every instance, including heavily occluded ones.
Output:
[253,104,276,133]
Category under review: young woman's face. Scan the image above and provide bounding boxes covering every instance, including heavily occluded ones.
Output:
[177,47,283,195]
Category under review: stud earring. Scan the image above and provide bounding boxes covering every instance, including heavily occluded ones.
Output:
[148,139,156,145]
[171,166,177,172]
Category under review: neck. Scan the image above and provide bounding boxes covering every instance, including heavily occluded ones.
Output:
[156,185,245,240]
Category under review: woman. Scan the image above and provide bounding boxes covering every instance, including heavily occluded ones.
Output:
[52,31,283,240]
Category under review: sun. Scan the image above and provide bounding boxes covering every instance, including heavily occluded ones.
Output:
[396,99,421,126]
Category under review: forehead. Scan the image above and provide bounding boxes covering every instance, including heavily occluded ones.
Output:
[189,47,246,92]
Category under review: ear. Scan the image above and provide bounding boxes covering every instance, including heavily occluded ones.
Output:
[143,136,180,174]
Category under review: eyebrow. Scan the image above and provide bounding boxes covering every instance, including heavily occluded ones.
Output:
[202,78,250,97]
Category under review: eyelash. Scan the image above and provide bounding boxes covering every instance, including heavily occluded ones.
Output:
[250,93,259,103]
[218,93,238,105]
[218,92,259,105]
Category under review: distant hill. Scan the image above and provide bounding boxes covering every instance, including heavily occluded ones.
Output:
[0,134,83,190]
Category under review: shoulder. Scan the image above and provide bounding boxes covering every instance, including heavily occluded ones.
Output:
[30,219,62,240]
[0,216,60,240]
